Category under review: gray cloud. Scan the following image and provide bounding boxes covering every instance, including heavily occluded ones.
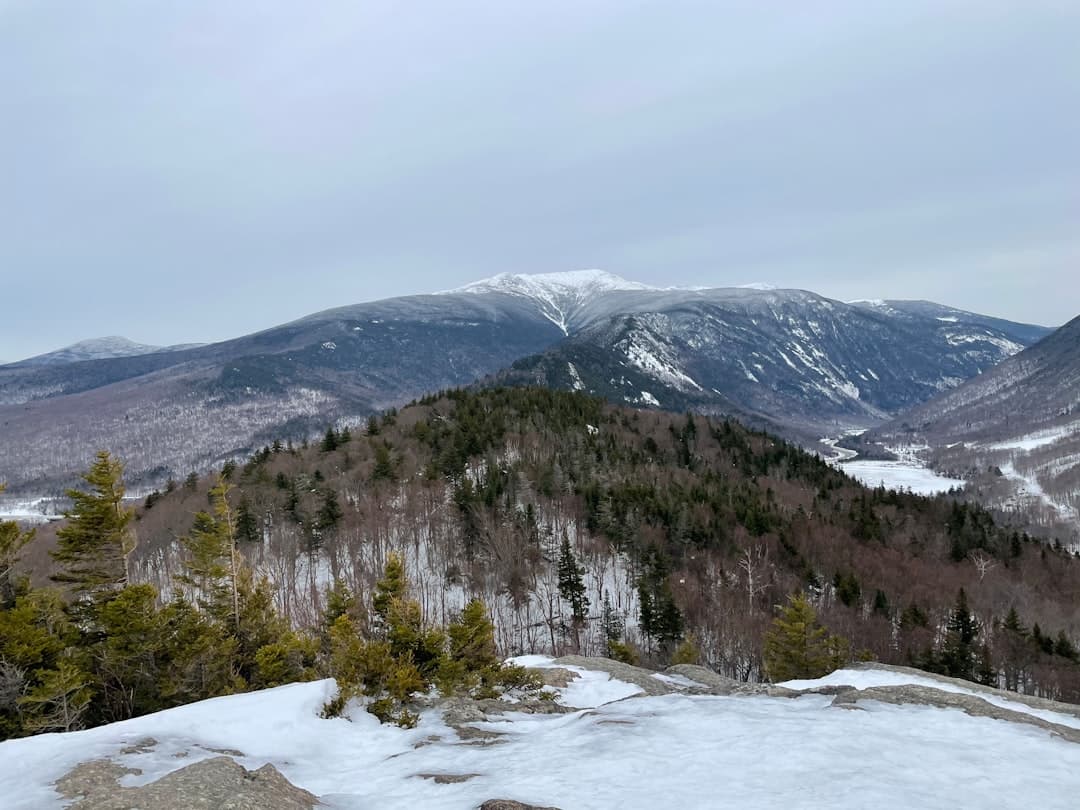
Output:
[1,1,1077,361]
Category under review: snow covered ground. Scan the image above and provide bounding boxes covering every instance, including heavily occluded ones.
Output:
[0,497,61,524]
[985,426,1079,452]
[3,660,1080,809]
[824,440,964,495]
[840,459,964,495]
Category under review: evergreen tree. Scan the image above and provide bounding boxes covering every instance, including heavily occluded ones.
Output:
[872,589,890,617]
[637,548,683,649]
[51,451,135,602]
[17,659,92,733]
[285,480,302,523]
[321,427,339,453]
[372,553,407,632]
[176,477,241,633]
[157,595,239,705]
[940,588,979,679]
[234,497,260,543]
[91,583,166,722]
[557,535,589,623]
[600,592,624,643]
[316,489,343,532]
[1055,631,1078,661]
[371,443,396,482]
[763,592,849,682]
[0,515,34,607]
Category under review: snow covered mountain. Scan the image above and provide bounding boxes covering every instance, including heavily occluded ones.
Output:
[0,271,1051,491]
[3,658,1079,809]
[9,336,204,367]
[499,285,1050,435]
[447,269,655,334]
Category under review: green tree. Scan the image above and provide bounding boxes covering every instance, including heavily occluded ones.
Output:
[371,443,397,482]
[637,548,683,650]
[321,427,339,453]
[18,659,92,733]
[51,451,135,603]
[763,592,849,682]
[176,478,241,632]
[439,600,492,694]
[0,517,34,607]
[157,595,240,705]
[234,497,260,543]
[557,535,589,624]
[91,583,165,722]
[316,489,343,533]
[940,588,978,680]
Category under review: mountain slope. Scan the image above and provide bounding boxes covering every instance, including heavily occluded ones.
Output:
[870,314,1080,539]
[0,292,564,491]
[0,272,1051,492]
[500,287,1050,433]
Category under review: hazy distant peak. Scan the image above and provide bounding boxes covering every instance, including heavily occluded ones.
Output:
[13,336,203,367]
[738,282,778,291]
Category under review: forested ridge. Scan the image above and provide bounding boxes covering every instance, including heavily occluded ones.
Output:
[4,387,1080,740]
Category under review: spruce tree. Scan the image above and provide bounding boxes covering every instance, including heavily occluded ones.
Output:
[940,588,979,679]
[316,489,343,532]
[17,659,92,733]
[321,427,339,453]
[234,497,260,543]
[0,515,34,607]
[557,535,589,623]
[176,477,240,632]
[763,592,848,682]
[51,451,135,602]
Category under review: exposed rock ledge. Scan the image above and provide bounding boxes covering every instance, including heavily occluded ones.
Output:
[57,756,320,810]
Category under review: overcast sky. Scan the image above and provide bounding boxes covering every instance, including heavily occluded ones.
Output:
[1,1,1077,362]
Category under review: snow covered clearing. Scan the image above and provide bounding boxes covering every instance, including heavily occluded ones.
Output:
[4,660,1080,809]
[984,425,1080,452]
[999,462,1079,525]
[841,459,964,496]
[823,439,963,495]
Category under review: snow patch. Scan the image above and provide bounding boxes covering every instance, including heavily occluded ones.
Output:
[567,362,586,392]
[639,390,661,407]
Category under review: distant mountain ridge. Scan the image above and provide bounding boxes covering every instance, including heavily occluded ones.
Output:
[0,271,1052,492]
[498,285,1051,432]
[11,336,205,367]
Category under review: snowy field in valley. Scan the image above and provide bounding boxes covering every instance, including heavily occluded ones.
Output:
[0,497,61,524]
[840,459,964,495]
[3,659,1080,809]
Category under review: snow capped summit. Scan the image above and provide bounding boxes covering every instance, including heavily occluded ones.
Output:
[447,270,655,334]
[453,269,653,297]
